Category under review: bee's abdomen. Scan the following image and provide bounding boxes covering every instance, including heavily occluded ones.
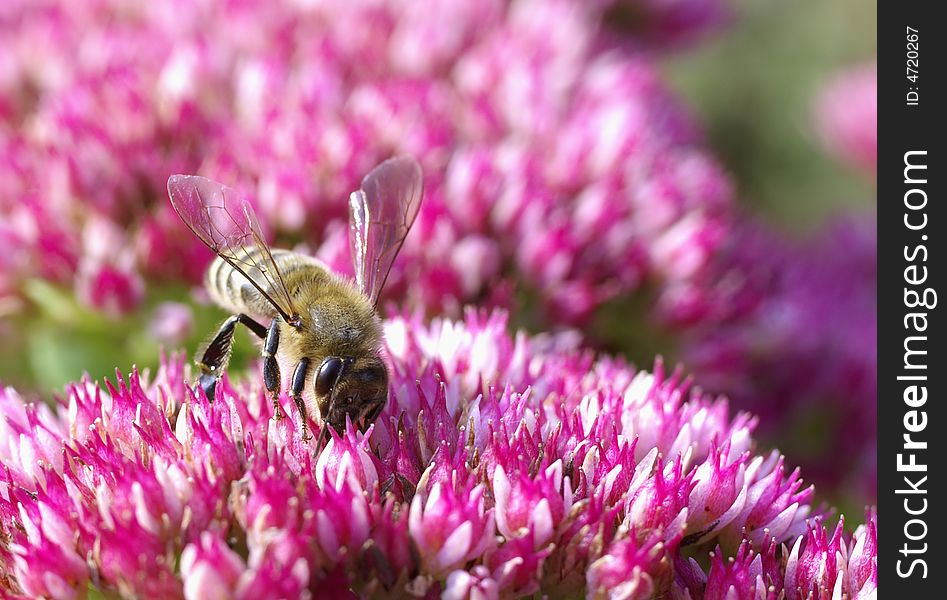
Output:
[206,247,324,317]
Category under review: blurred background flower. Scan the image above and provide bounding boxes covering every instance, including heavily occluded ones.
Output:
[815,61,877,177]
[668,217,876,505]
[661,35,877,513]
[1,0,743,390]
[0,0,733,331]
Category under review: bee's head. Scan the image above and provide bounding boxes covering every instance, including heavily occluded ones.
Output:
[314,355,388,434]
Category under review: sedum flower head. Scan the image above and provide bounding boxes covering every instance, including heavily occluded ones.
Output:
[0,0,732,326]
[0,310,872,598]
[671,510,877,600]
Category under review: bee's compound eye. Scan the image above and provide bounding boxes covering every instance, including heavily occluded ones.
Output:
[315,357,344,397]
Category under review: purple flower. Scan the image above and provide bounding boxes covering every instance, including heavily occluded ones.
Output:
[669,217,877,501]
[815,61,877,176]
[0,310,873,597]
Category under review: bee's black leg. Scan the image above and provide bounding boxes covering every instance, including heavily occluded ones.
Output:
[363,400,386,429]
[196,314,267,401]
[262,319,283,419]
[291,358,311,441]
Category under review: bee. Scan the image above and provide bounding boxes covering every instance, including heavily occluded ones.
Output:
[167,156,423,442]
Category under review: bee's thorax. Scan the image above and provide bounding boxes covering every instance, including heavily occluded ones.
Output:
[276,269,382,366]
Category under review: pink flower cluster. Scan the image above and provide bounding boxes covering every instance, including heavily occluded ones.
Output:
[0,0,732,325]
[666,217,877,498]
[814,61,877,176]
[0,310,874,598]
[674,511,877,599]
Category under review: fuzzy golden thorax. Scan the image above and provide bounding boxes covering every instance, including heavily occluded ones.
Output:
[277,275,383,363]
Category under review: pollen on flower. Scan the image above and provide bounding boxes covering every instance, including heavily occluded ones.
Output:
[0,310,874,598]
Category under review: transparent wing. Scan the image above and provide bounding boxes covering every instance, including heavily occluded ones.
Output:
[168,175,299,323]
[349,156,424,305]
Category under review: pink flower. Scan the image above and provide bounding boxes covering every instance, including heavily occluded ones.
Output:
[0,310,873,597]
[624,455,693,546]
[784,513,878,600]
[484,535,555,598]
[148,302,195,346]
[815,61,877,175]
[0,0,733,328]
[587,530,671,600]
[444,565,500,600]
[671,511,877,600]
[314,427,380,493]
[682,538,783,600]
[74,260,144,316]
[180,533,245,600]
[721,452,815,548]
[409,480,495,575]
[493,461,571,547]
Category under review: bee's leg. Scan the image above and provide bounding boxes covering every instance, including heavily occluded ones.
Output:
[197,314,267,401]
[262,319,283,419]
[290,358,311,441]
[362,399,386,430]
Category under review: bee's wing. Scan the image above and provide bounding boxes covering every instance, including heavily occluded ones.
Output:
[168,175,299,323]
[348,156,424,306]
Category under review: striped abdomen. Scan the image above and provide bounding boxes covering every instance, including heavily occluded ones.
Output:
[205,247,326,318]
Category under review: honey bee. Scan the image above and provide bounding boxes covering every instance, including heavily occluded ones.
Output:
[167,157,423,442]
